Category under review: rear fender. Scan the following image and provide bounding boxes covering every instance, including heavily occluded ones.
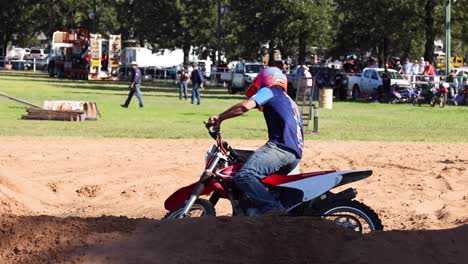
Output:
[277,172,343,202]
[274,170,372,202]
[336,170,372,187]
[164,178,227,211]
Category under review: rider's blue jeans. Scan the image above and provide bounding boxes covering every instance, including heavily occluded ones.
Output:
[234,142,300,214]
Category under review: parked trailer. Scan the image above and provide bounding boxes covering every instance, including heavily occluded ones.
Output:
[48,29,121,81]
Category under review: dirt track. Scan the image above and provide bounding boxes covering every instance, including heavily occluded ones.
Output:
[0,138,467,263]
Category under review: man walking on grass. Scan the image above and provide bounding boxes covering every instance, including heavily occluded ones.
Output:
[121,61,144,108]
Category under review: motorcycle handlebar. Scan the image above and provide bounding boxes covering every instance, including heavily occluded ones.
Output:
[203,122,243,162]
[204,121,220,140]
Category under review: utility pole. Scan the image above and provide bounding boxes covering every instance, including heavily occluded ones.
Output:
[92,0,97,33]
[216,0,221,65]
[444,0,451,75]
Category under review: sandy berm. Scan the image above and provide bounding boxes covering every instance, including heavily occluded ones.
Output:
[0,137,467,263]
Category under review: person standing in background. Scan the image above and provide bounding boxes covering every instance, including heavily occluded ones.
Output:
[179,68,189,100]
[423,61,436,81]
[410,60,420,75]
[418,57,426,75]
[190,63,204,105]
[301,65,313,88]
[298,65,313,100]
[121,61,144,108]
[400,58,411,76]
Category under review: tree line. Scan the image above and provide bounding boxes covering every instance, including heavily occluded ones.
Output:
[1,0,467,66]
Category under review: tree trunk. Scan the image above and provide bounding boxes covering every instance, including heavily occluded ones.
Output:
[298,35,306,65]
[0,34,6,56]
[182,44,190,66]
[376,44,383,68]
[1,33,12,57]
[383,37,389,68]
[424,0,437,63]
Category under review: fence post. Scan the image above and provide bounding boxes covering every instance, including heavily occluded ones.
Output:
[313,105,319,134]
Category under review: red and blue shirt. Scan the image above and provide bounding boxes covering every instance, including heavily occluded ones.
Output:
[251,86,304,158]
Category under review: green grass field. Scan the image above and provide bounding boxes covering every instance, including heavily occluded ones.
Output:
[1,70,467,142]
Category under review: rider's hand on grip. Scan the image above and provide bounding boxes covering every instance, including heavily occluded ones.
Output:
[204,120,220,140]
[206,115,221,131]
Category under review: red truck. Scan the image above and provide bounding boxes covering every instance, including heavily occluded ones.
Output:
[48,28,121,81]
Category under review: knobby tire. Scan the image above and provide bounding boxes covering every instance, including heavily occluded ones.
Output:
[163,198,216,219]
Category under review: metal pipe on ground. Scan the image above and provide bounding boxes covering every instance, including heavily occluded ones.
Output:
[0,93,41,108]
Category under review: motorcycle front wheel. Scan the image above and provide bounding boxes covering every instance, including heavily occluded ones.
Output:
[319,200,383,233]
[163,198,216,219]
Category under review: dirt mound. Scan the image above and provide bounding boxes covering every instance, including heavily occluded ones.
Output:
[0,214,139,263]
[0,215,466,264]
[0,138,467,262]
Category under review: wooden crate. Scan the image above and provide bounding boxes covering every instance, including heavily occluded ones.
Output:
[22,108,86,121]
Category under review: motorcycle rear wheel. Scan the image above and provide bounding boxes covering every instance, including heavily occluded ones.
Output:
[163,198,216,219]
[319,200,383,233]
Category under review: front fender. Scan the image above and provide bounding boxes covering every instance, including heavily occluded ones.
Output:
[164,178,227,211]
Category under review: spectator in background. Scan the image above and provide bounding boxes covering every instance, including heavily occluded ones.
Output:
[419,57,426,75]
[179,68,189,100]
[282,60,290,73]
[393,60,402,72]
[121,61,144,108]
[380,67,392,100]
[410,60,419,75]
[452,88,465,106]
[401,59,412,76]
[369,59,378,68]
[190,63,204,105]
[457,70,468,85]
[300,65,313,99]
[423,61,436,81]
[446,70,459,98]
[101,52,108,70]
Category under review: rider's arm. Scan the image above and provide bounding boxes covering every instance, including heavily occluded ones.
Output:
[208,87,273,127]
[215,99,257,122]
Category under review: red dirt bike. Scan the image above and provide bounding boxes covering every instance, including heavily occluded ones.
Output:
[163,127,384,233]
[430,83,449,108]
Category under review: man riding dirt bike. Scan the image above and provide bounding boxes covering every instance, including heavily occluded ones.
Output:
[205,65,303,216]
[163,66,384,233]
[430,81,449,108]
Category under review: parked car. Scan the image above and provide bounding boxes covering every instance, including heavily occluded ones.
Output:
[24,57,49,70]
[347,68,411,99]
[286,65,341,100]
[227,61,265,94]
[28,47,48,60]
[6,47,30,60]
[190,60,212,78]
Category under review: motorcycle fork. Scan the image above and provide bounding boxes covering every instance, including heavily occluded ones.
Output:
[179,172,213,218]
[179,154,222,217]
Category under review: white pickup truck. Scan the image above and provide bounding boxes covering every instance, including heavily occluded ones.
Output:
[225,61,265,94]
[348,68,411,98]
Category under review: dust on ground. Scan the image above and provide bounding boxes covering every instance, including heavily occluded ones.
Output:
[0,138,467,263]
